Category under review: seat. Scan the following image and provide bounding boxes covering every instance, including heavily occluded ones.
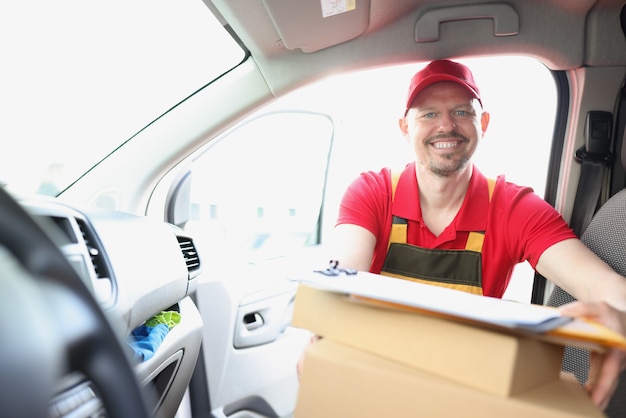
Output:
[546,188,626,417]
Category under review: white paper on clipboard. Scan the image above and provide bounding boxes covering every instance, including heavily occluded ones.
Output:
[292,270,570,332]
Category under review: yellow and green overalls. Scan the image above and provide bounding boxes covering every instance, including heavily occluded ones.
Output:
[380,173,496,295]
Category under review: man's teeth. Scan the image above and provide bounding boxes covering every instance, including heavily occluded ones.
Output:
[433,141,457,149]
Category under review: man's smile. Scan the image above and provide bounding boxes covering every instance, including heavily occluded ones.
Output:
[431,140,462,149]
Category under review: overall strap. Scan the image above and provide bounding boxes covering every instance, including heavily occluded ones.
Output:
[465,177,496,252]
[388,170,405,248]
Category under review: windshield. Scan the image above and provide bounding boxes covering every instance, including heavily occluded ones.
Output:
[0,0,244,197]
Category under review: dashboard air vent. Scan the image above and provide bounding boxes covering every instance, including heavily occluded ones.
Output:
[177,236,200,273]
[75,218,110,280]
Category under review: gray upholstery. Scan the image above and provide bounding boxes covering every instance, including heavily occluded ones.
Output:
[546,288,590,384]
[546,188,626,417]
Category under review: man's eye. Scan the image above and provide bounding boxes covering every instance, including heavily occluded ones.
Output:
[421,112,436,119]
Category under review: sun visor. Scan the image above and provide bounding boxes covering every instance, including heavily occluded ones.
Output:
[261,0,371,53]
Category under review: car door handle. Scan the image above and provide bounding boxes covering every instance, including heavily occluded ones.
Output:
[243,312,265,331]
[234,287,296,349]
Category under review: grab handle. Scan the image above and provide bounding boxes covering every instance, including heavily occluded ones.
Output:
[415,3,519,42]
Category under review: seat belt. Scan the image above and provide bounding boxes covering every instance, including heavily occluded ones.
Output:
[611,82,626,193]
[569,111,614,237]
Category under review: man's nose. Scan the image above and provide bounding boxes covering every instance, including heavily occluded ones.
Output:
[438,114,456,131]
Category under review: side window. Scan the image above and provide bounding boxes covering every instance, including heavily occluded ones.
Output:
[185,112,333,263]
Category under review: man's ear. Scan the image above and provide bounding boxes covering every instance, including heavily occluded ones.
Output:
[480,111,490,136]
[398,116,409,137]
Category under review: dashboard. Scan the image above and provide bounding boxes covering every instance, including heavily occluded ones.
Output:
[20,197,204,418]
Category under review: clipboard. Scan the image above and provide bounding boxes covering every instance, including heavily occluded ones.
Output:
[293,270,626,351]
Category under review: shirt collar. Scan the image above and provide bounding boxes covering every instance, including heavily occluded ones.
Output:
[392,163,490,231]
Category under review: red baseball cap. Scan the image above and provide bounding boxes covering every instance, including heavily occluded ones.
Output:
[404,60,482,114]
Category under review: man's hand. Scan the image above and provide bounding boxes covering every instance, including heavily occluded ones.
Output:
[559,301,626,410]
[297,334,322,380]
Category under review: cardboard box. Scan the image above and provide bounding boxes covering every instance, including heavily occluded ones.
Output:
[295,339,604,418]
[292,283,564,397]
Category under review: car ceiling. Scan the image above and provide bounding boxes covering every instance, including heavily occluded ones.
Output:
[207,0,626,96]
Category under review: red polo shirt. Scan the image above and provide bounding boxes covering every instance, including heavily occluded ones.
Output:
[336,162,576,297]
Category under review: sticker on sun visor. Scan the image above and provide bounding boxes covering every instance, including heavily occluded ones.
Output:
[321,0,356,18]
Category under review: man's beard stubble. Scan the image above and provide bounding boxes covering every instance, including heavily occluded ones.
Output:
[425,132,472,177]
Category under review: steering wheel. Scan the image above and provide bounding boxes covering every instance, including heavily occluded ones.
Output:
[0,186,152,418]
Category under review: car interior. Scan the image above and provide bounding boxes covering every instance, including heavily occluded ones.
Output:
[1,0,626,417]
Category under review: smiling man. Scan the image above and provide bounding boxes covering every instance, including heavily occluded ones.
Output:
[330,59,626,311]
[325,59,626,407]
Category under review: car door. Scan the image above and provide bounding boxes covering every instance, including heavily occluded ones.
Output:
[181,111,334,418]
[171,56,559,418]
